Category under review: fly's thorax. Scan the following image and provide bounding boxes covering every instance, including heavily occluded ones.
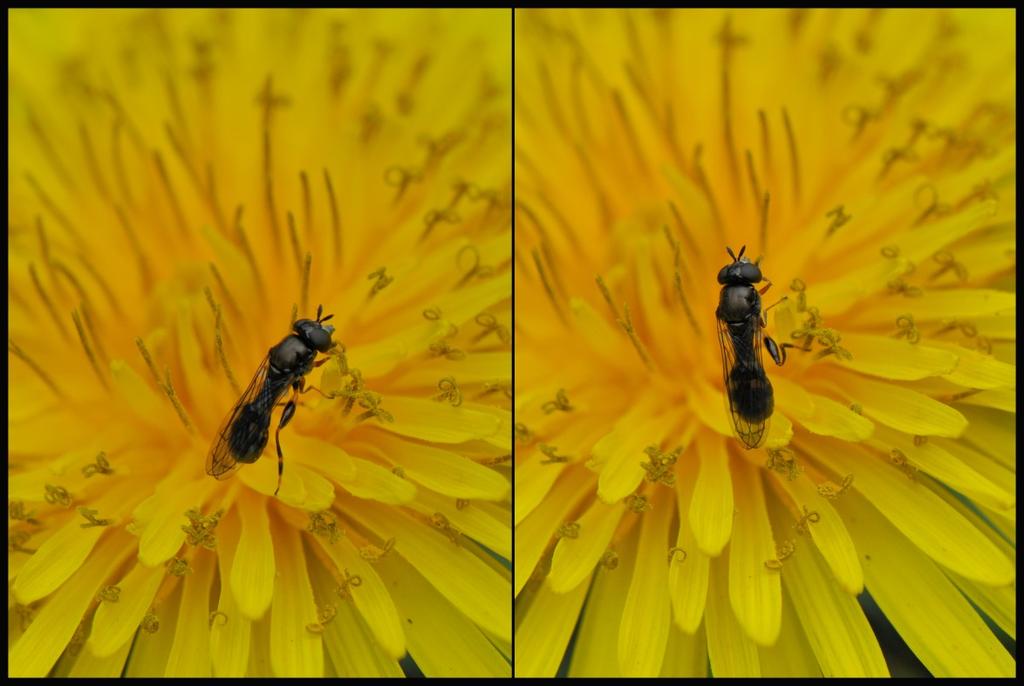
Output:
[269,334,316,374]
[718,284,760,323]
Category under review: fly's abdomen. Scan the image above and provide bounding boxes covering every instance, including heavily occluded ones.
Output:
[728,365,774,421]
[228,402,271,462]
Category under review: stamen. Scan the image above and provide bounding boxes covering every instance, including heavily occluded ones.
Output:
[626,493,651,514]
[141,612,160,633]
[782,107,801,203]
[323,168,342,264]
[78,507,112,528]
[759,192,770,254]
[210,611,229,627]
[537,59,570,138]
[79,121,111,201]
[208,261,242,319]
[574,142,614,227]
[299,170,313,240]
[745,149,762,207]
[355,392,394,423]
[456,245,495,288]
[166,558,191,576]
[9,339,63,397]
[601,549,620,570]
[307,510,343,544]
[300,252,312,316]
[612,89,650,178]
[114,205,154,287]
[555,521,581,539]
[889,449,919,480]
[793,505,820,535]
[286,211,304,276]
[25,174,86,250]
[97,585,121,602]
[153,151,189,239]
[204,162,229,233]
[366,267,393,299]
[473,313,511,344]
[336,568,363,600]
[668,200,701,257]
[765,447,802,480]
[434,377,463,407]
[430,512,462,545]
[641,445,681,486]
[913,435,928,446]
[233,213,267,303]
[28,263,68,336]
[164,122,201,193]
[929,250,968,283]
[9,502,40,525]
[538,444,569,465]
[359,537,396,563]
[533,249,567,324]
[893,314,920,344]
[10,530,37,553]
[44,484,72,507]
[692,145,724,232]
[80,302,109,367]
[27,110,76,192]
[204,287,241,395]
[668,546,688,564]
[758,109,772,181]
[422,307,442,320]
[182,507,224,549]
[825,205,852,236]
[594,276,655,371]
[263,129,281,246]
[662,226,701,334]
[72,308,110,390]
[456,499,470,510]
[541,388,572,414]
[514,423,533,443]
[82,451,114,478]
[816,473,854,500]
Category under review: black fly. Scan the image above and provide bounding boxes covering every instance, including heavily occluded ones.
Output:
[207,305,335,494]
[715,246,797,449]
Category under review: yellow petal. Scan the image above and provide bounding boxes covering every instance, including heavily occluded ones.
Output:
[728,460,781,646]
[382,396,503,443]
[867,425,1013,512]
[370,433,509,500]
[689,430,734,556]
[705,551,760,677]
[14,479,141,604]
[124,580,184,676]
[393,351,510,387]
[548,499,624,594]
[660,622,708,677]
[164,547,216,677]
[376,553,510,676]
[231,491,276,620]
[771,471,863,594]
[514,450,566,526]
[515,469,593,595]
[957,404,1014,468]
[928,340,1015,389]
[69,636,133,677]
[568,534,638,677]
[10,530,134,677]
[849,288,1014,325]
[668,455,710,633]
[955,386,1015,413]
[756,586,822,677]
[337,455,417,504]
[136,472,219,566]
[410,488,511,560]
[110,359,171,431]
[805,255,909,317]
[808,437,1014,586]
[830,333,957,380]
[765,410,793,448]
[210,510,252,677]
[839,373,968,437]
[689,378,733,438]
[597,412,677,503]
[514,572,590,676]
[318,576,403,676]
[618,489,673,676]
[314,533,406,660]
[352,499,511,641]
[783,382,874,441]
[269,523,323,677]
[836,491,1014,677]
[766,493,887,676]
[88,560,165,658]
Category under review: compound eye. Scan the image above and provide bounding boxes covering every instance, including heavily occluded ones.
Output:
[740,263,762,283]
[717,265,731,284]
[308,327,332,352]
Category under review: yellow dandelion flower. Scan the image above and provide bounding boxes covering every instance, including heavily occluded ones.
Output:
[9,9,511,677]
[514,8,1013,678]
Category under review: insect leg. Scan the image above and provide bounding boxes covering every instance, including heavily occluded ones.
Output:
[758,278,774,295]
[765,335,811,366]
[274,385,301,495]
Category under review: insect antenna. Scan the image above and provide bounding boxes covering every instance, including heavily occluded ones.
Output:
[316,303,324,321]
[726,246,737,261]
[319,313,334,323]
[737,245,747,259]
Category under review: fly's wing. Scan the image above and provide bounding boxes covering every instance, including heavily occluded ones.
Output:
[716,315,772,449]
[206,355,290,479]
